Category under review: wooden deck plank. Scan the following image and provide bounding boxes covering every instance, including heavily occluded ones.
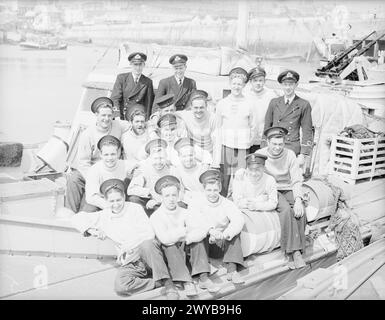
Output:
[0,254,116,299]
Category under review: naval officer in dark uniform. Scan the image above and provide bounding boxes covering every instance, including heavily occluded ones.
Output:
[111,52,155,120]
[153,54,196,113]
[261,70,313,166]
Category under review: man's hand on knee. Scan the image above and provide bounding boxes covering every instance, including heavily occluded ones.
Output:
[293,198,304,218]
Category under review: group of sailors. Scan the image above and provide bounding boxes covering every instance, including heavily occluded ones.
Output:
[66,51,314,299]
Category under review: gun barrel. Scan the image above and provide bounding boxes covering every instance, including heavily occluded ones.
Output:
[318,31,377,72]
[335,32,385,74]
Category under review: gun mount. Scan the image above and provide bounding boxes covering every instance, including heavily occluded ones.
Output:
[315,31,385,81]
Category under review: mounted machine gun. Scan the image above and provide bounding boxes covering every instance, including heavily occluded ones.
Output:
[315,31,385,80]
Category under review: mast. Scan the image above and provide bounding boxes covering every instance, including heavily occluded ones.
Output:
[236,0,250,50]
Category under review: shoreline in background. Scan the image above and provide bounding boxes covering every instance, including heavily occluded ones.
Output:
[0,43,318,145]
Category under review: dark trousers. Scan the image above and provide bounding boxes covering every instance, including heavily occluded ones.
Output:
[65,169,132,213]
[219,146,249,197]
[65,169,91,213]
[249,144,261,154]
[114,239,170,296]
[127,195,157,217]
[208,234,245,269]
[161,240,210,283]
[276,190,307,254]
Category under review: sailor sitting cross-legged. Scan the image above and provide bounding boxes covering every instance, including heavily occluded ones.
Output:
[84,135,138,212]
[72,178,179,299]
[232,153,278,212]
[65,97,129,213]
[258,126,307,269]
[192,169,246,285]
[126,138,183,216]
[173,137,210,206]
[150,175,220,297]
[121,104,150,162]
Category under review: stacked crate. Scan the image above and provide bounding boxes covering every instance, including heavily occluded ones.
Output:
[329,135,385,184]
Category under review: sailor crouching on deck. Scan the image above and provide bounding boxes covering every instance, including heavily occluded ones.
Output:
[84,135,138,212]
[71,179,178,299]
[259,127,307,269]
[173,137,209,206]
[193,169,246,284]
[150,175,220,296]
[126,138,183,216]
[65,97,129,213]
[147,94,188,141]
[232,153,278,212]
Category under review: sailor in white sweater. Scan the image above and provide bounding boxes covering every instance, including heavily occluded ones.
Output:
[72,179,178,298]
[194,169,246,284]
[126,138,183,215]
[150,175,220,296]
[65,97,129,213]
[173,137,209,206]
[244,66,278,153]
[121,104,150,162]
[232,153,278,212]
[213,67,256,197]
[84,135,138,211]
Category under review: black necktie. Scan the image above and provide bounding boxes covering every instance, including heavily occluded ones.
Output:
[286,99,290,106]
[178,78,182,86]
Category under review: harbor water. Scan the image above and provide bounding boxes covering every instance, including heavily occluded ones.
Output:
[0,44,117,144]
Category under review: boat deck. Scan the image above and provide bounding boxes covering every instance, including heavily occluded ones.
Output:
[278,238,385,300]
[1,178,384,300]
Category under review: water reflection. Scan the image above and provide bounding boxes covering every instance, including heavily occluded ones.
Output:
[0,44,116,144]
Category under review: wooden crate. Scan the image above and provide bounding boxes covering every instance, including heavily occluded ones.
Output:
[329,135,385,185]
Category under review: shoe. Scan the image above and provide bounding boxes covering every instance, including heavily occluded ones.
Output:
[163,281,180,300]
[184,282,198,297]
[293,251,306,269]
[286,254,296,270]
[165,288,180,300]
[227,271,245,284]
[199,278,221,294]
[173,281,184,290]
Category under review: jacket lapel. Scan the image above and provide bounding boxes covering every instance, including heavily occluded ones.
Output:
[126,73,145,99]
[276,96,287,119]
[171,77,185,104]
[278,95,300,120]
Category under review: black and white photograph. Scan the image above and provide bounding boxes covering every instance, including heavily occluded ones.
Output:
[0,0,385,303]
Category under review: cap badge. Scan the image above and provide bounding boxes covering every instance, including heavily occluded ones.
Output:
[175,56,181,61]
[134,54,141,59]
[287,72,293,78]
